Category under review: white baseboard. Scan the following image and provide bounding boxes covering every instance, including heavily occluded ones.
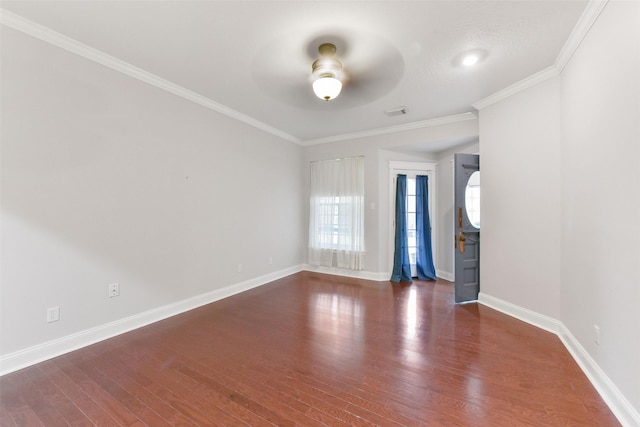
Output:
[436,269,454,282]
[303,265,455,283]
[4,271,637,426]
[478,292,640,427]
[478,292,561,334]
[559,325,640,427]
[0,265,304,376]
[303,264,390,282]
[303,265,454,283]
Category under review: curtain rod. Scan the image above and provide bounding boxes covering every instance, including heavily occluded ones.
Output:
[309,155,364,164]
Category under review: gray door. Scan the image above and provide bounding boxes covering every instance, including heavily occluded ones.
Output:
[454,153,480,303]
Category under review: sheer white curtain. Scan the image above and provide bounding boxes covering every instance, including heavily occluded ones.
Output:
[308,156,365,270]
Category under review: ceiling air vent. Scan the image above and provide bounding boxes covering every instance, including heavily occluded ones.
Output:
[384,106,407,117]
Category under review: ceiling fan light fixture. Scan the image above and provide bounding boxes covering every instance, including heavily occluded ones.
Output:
[313,75,342,101]
[311,43,343,101]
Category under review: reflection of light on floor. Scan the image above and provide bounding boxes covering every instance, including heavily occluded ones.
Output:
[402,286,421,365]
[406,286,418,339]
[311,293,364,360]
[465,376,483,402]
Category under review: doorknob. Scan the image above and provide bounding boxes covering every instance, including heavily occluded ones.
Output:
[458,232,466,254]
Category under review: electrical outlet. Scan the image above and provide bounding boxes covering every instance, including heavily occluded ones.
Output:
[594,324,600,345]
[47,306,60,323]
[237,263,243,273]
[108,283,120,298]
[268,257,273,265]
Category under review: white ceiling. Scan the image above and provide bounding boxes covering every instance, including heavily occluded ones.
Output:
[1,1,588,146]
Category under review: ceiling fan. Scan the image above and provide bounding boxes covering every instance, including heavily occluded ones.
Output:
[251,31,405,109]
[311,42,344,101]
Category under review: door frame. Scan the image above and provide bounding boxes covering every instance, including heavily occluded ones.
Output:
[388,161,438,277]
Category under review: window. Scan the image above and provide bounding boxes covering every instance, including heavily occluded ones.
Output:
[316,196,358,251]
[308,157,365,270]
[465,171,480,228]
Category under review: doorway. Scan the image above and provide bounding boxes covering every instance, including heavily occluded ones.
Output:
[388,162,437,277]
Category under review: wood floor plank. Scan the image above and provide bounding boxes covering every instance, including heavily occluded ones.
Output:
[0,372,45,427]
[0,272,619,426]
[38,359,121,426]
[53,353,146,426]
[0,402,18,427]
[20,365,81,426]
[104,342,254,426]
[142,339,328,427]
[31,365,95,427]
[80,344,198,426]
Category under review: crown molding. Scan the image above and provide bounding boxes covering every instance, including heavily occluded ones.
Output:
[1,8,473,147]
[302,112,478,146]
[473,0,609,111]
[472,66,560,110]
[555,0,608,72]
[0,9,302,145]
[2,0,608,145]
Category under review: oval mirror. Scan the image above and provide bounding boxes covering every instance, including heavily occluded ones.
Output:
[465,171,480,228]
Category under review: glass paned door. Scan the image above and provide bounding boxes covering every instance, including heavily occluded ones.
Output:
[406,177,418,277]
[388,161,438,280]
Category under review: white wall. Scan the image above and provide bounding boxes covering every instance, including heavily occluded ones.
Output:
[560,0,640,417]
[478,1,640,421]
[301,119,479,278]
[479,76,563,319]
[0,27,303,358]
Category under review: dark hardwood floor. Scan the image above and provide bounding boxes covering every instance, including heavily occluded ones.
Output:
[0,271,619,426]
